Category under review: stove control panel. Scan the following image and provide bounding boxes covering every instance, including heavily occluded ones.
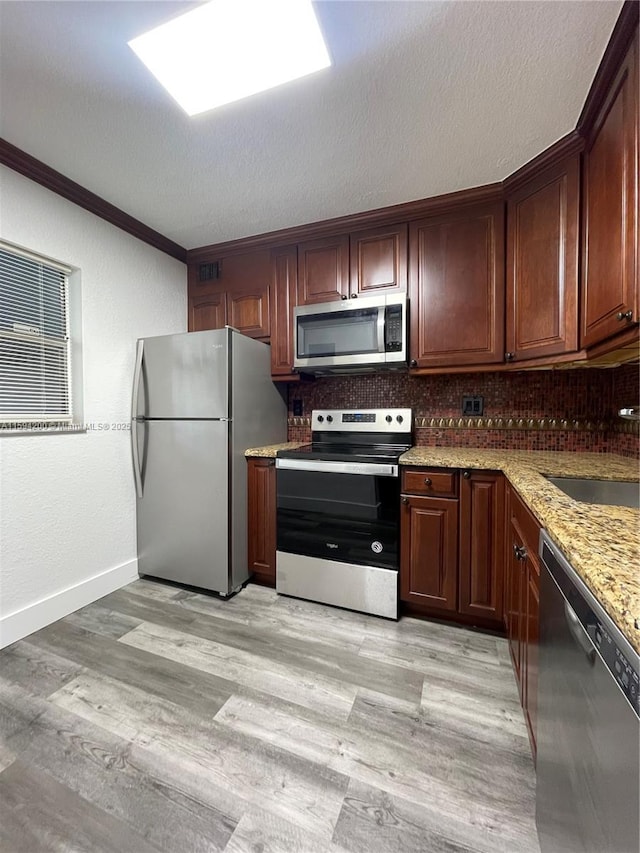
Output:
[311,409,412,433]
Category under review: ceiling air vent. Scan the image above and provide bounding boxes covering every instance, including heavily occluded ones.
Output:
[199,261,221,282]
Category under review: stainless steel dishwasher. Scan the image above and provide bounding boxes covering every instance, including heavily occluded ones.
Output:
[537,531,639,853]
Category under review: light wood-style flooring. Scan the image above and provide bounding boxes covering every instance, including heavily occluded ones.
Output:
[0,580,540,852]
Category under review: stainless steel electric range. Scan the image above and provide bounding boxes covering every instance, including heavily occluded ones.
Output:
[275,408,412,619]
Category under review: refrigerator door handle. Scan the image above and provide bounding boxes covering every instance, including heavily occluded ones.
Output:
[131,340,144,498]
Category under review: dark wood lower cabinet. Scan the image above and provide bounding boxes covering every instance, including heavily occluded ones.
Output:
[505,484,541,760]
[247,457,276,587]
[400,494,458,611]
[459,471,505,621]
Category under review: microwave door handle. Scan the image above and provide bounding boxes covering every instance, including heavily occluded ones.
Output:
[377,307,386,353]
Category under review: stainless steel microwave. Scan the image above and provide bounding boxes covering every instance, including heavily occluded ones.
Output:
[293,294,407,374]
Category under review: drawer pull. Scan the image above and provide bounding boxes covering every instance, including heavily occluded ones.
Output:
[401,496,409,505]
[423,477,432,486]
[513,544,527,561]
[463,470,471,479]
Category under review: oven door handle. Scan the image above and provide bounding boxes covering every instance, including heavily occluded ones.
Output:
[276,458,399,477]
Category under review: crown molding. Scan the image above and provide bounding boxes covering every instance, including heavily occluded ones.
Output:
[187,183,504,263]
[0,138,187,263]
[502,130,584,194]
[576,0,639,134]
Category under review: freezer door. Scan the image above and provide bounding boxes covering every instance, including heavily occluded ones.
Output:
[136,419,230,592]
[138,329,229,419]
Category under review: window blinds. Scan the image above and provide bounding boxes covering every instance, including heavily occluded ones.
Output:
[0,246,72,423]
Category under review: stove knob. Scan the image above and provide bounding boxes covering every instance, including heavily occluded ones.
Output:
[396,415,404,423]
[317,415,324,423]
[326,415,333,423]
[385,415,392,423]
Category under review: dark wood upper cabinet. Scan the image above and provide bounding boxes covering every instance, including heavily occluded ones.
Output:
[247,457,277,587]
[270,246,298,376]
[190,291,226,332]
[350,224,408,295]
[400,494,458,611]
[581,29,639,348]
[506,155,580,361]
[297,235,349,304]
[227,286,270,339]
[459,471,505,622]
[409,202,505,368]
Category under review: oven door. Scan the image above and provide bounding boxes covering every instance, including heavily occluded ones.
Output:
[275,459,400,570]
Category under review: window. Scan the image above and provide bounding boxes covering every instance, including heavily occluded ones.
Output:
[0,243,73,426]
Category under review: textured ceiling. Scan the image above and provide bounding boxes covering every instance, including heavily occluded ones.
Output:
[0,1,623,250]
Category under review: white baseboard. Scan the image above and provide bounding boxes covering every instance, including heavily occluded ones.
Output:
[0,559,139,649]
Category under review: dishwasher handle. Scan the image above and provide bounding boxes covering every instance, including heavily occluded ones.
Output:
[564,600,596,664]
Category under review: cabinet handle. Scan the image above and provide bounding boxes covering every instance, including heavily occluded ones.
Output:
[423,478,432,486]
[513,543,527,561]
[341,294,348,300]
[267,459,275,467]
[616,310,633,322]
[410,359,418,368]
[350,293,358,299]
[505,352,515,362]
[401,496,409,505]
[463,470,471,479]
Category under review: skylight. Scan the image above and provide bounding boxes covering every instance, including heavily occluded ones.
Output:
[128,0,331,116]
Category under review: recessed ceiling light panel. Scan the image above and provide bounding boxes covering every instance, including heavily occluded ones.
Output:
[128,0,331,116]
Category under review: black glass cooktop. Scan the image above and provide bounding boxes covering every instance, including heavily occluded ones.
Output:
[277,442,411,464]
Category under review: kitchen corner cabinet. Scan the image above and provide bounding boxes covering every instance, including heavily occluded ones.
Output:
[409,202,505,368]
[247,457,277,587]
[581,29,639,349]
[506,155,580,361]
[459,470,505,621]
[400,488,459,611]
[188,249,271,339]
[505,483,540,759]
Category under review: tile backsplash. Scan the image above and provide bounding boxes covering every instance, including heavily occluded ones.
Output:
[287,364,640,457]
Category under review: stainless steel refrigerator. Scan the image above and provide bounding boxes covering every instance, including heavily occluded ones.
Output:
[131,327,286,595]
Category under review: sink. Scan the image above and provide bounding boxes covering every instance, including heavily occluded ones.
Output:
[545,476,640,509]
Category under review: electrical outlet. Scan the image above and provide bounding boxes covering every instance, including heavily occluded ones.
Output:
[292,399,303,417]
[462,396,484,416]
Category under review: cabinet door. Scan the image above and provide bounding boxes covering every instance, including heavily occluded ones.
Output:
[524,557,540,758]
[459,471,505,621]
[228,286,270,339]
[400,494,458,611]
[409,203,505,367]
[506,519,526,681]
[350,224,407,295]
[189,291,227,332]
[247,457,276,586]
[506,156,580,360]
[270,246,298,376]
[297,235,349,304]
[582,31,639,348]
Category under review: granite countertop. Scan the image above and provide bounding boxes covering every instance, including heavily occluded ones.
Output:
[246,443,639,654]
[400,448,639,655]
[245,442,306,457]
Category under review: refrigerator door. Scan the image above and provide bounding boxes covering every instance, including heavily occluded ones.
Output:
[138,329,229,419]
[136,419,230,592]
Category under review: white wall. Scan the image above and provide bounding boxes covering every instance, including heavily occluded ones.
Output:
[0,166,187,646]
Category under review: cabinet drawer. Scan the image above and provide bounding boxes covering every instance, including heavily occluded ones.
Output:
[402,468,458,498]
